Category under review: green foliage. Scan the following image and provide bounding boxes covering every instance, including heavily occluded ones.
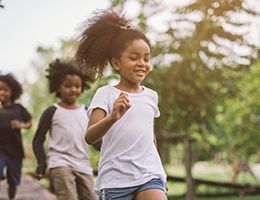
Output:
[214,61,260,159]
[110,0,260,164]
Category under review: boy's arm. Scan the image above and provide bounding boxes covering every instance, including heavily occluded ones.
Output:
[32,106,56,177]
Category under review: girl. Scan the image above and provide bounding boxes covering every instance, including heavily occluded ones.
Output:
[32,59,97,200]
[76,10,168,200]
[0,73,32,200]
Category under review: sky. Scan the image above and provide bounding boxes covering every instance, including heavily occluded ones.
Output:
[0,0,110,81]
[0,0,259,82]
[0,0,180,82]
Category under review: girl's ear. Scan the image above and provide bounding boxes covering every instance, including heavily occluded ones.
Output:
[111,58,120,71]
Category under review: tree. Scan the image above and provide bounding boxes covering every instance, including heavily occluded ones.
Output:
[110,0,259,199]
[215,60,260,182]
[0,0,4,8]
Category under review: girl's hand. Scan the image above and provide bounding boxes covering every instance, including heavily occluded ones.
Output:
[111,92,131,121]
[10,119,23,129]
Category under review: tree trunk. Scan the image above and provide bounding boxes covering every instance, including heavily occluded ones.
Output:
[184,135,196,200]
[230,151,239,183]
[230,153,257,183]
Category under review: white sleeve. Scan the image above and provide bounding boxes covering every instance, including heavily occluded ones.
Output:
[154,92,160,118]
[87,87,109,118]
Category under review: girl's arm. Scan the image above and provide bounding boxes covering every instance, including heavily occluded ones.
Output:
[153,133,158,148]
[86,92,131,144]
[85,108,116,144]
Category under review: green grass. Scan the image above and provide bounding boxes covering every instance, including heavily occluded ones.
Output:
[169,196,260,200]
[165,164,260,199]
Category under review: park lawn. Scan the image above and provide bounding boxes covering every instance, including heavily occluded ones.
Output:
[199,197,260,200]
[165,165,260,199]
[169,196,260,200]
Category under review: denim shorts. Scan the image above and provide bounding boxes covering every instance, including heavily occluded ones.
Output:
[99,178,166,200]
[0,154,22,186]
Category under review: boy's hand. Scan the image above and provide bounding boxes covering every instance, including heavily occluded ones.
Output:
[27,172,44,180]
[35,173,44,180]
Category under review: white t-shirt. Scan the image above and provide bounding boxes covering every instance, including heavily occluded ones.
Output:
[47,103,93,175]
[88,85,167,191]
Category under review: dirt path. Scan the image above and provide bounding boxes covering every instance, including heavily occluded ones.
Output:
[0,174,56,200]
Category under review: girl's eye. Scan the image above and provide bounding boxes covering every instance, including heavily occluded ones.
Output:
[129,57,138,60]
[144,58,150,62]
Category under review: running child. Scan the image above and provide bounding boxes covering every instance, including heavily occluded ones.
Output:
[0,73,32,200]
[75,9,168,200]
[32,59,97,200]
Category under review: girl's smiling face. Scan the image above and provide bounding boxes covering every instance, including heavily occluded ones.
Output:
[58,74,82,105]
[112,39,151,89]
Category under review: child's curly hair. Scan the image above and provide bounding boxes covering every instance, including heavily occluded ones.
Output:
[46,59,93,97]
[0,73,22,102]
[75,9,151,78]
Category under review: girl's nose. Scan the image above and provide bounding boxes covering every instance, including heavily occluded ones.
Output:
[137,59,146,66]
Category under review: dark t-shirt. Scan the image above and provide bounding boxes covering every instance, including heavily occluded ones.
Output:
[0,103,32,159]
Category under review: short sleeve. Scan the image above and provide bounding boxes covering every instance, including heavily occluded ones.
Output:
[154,92,160,118]
[19,104,32,122]
[87,87,109,118]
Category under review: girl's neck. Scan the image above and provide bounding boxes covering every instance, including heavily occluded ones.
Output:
[115,82,143,93]
[58,101,79,110]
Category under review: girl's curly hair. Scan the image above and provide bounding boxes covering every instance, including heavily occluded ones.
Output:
[46,59,93,97]
[75,9,151,78]
[0,73,22,102]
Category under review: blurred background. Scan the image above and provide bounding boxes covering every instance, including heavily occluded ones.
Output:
[1,0,260,199]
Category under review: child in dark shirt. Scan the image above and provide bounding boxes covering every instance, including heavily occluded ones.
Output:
[0,73,32,200]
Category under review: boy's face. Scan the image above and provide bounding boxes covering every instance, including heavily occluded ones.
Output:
[58,74,82,105]
[0,80,12,106]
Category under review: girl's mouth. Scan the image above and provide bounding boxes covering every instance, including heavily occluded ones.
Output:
[134,70,146,76]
